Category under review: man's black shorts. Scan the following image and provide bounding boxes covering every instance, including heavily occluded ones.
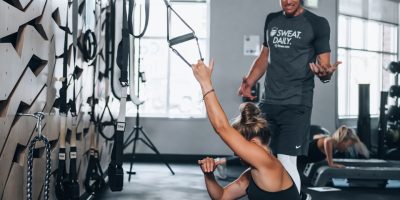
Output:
[258,103,312,156]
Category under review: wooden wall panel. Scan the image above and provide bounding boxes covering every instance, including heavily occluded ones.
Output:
[0,88,46,196]
[0,0,113,199]
[0,0,46,38]
[2,163,24,200]
[0,61,47,155]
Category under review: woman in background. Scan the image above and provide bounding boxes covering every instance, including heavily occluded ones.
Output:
[298,125,370,169]
[214,125,369,179]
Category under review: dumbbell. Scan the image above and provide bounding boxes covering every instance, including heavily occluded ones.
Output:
[389,61,400,74]
[387,105,400,122]
[390,85,400,98]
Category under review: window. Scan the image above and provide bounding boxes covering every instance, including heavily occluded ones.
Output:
[337,0,398,118]
[126,0,209,118]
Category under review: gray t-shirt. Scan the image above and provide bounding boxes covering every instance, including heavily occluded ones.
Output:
[262,10,331,106]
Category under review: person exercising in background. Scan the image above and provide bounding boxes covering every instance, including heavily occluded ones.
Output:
[214,125,369,181]
[192,60,300,200]
[238,0,341,195]
[298,125,370,171]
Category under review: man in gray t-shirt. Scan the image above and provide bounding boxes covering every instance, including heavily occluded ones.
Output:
[238,0,341,197]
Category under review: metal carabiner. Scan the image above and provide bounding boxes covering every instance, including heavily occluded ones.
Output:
[17,112,46,137]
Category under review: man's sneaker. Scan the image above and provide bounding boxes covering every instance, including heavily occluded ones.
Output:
[214,158,227,180]
[301,191,312,200]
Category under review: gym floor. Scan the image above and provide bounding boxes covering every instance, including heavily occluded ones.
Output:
[96,163,400,200]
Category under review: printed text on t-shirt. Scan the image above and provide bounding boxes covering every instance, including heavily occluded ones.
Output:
[270,27,302,49]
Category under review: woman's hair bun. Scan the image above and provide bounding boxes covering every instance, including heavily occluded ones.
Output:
[239,102,262,125]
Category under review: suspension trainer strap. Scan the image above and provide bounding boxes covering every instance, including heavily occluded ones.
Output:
[94,1,107,190]
[108,0,129,192]
[85,51,104,194]
[104,0,114,103]
[108,0,141,106]
[73,0,78,50]
[104,3,111,96]
[128,0,150,38]
[97,2,116,141]
[128,0,145,106]
[84,123,99,194]
[66,0,80,198]
[56,3,70,198]
[164,0,203,67]
[68,80,80,199]
[84,1,105,195]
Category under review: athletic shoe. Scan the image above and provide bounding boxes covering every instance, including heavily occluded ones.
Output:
[301,191,312,200]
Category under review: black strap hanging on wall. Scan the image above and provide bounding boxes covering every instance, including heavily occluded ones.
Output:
[127,0,149,107]
[109,0,144,106]
[163,0,203,67]
[84,61,105,195]
[55,3,71,198]
[67,77,80,199]
[108,0,129,192]
[84,0,106,195]
[97,0,116,141]
[65,0,80,198]
[97,102,116,140]
[128,0,150,38]
[81,30,98,62]
[77,0,98,63]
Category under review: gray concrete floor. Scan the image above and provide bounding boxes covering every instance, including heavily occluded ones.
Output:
[97,163,400,200]
[97,163,215,200]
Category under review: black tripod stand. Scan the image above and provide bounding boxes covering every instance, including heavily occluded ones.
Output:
[124,38,175,181]
[124,99,175,180]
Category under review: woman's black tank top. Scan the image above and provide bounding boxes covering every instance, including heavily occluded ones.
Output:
[307,139,326,163]
[246,175,300,200]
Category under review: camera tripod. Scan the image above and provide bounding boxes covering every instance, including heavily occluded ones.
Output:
[124,100,175,181]
[124,38,174,181]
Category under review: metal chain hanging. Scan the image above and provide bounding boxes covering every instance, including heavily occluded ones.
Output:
[27,135,51,200]
[20,112,51,200]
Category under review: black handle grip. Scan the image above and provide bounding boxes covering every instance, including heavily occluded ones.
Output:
[169,33,196,46]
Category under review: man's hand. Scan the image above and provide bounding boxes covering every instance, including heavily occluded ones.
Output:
[198,157,223,174]
[238,77,257,100]
[309,61,342,80]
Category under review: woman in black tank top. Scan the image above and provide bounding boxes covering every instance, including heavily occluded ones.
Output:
[297,126,370,189]
[298,125,370,169]
[192,60,300,200]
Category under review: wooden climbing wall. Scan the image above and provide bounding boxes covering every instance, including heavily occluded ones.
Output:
[0,0,113,199]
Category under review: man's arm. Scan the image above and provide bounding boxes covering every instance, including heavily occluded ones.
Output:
[308,17,341,82]
[245,47,269,86]
[310,52,341,82]
[238,47,269,99]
